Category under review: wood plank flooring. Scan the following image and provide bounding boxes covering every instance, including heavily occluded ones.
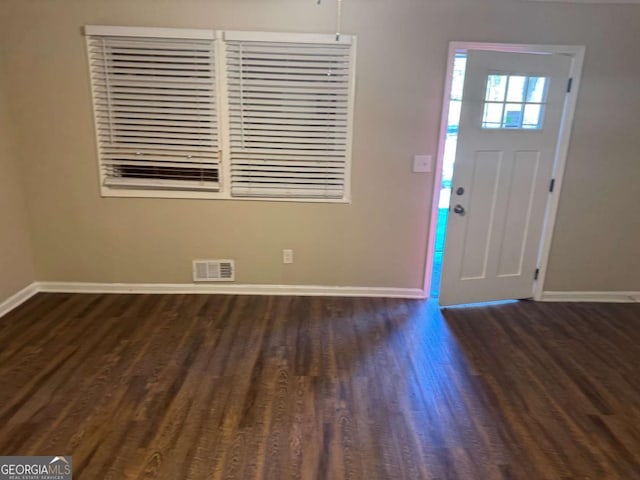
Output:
[0,293,639,479]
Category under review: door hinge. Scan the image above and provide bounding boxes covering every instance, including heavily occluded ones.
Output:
[534,268,540,281]
[549,178,556,193]
[567,78,573,93]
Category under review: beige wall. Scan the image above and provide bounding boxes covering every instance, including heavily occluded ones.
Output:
[0,0,638,291]
[0,64,35,302]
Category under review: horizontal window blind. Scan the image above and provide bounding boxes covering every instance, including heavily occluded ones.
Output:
[87,30,220,192]
[225,36,354,199]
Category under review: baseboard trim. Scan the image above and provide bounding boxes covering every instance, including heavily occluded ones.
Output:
[541,291,640,303]
[0,282,40,318]
[36,281,426,299]
[11,284,638,314]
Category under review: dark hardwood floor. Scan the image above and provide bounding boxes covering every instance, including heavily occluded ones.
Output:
[0,293,639,479]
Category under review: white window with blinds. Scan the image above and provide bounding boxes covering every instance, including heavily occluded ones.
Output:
[85,26,356,202]
[224,32,355,200]
[86,26,220,198]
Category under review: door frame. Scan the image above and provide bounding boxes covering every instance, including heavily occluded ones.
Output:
[423,42,585,301]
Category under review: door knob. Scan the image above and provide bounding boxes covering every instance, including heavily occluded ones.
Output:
[453,204,466,216]
[456,187,465,195]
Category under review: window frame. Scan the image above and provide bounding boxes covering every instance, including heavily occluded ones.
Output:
[85,26,356,203]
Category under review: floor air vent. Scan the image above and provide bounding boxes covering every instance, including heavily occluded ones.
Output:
[193,260,235,282]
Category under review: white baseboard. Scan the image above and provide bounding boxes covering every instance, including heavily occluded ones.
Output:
[36,281,426,299]
[7,283,637,318]
[0,282,40,318]
[541,291,640,303]
[0,281,425,318]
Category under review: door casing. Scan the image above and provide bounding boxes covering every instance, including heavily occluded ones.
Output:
[424,42,586,301]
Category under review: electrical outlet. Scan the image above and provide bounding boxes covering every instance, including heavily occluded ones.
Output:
[283,249,294,264]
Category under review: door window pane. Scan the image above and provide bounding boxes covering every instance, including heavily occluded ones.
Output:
[485,75,507,102]
[523,104,544,129]
[526,77,547,103]
[506,76,527,102]
[481,74,549,130]
[482,102,504,129]
[503,103,524,128]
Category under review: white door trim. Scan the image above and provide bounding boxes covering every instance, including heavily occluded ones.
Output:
[424,42,586,301]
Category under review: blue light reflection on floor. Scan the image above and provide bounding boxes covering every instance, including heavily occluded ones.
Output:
[443,299,520,309]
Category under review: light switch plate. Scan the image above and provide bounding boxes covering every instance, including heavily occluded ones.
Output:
[413,155,432,173]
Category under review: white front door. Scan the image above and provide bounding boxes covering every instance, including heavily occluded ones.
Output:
[440,50,572,306]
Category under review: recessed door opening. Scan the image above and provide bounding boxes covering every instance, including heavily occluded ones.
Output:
[430,52,467,298]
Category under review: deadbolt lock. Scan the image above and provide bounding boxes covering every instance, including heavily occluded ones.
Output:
[453,204,466,216]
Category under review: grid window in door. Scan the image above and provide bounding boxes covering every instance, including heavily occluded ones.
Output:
[482,75,548,130]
